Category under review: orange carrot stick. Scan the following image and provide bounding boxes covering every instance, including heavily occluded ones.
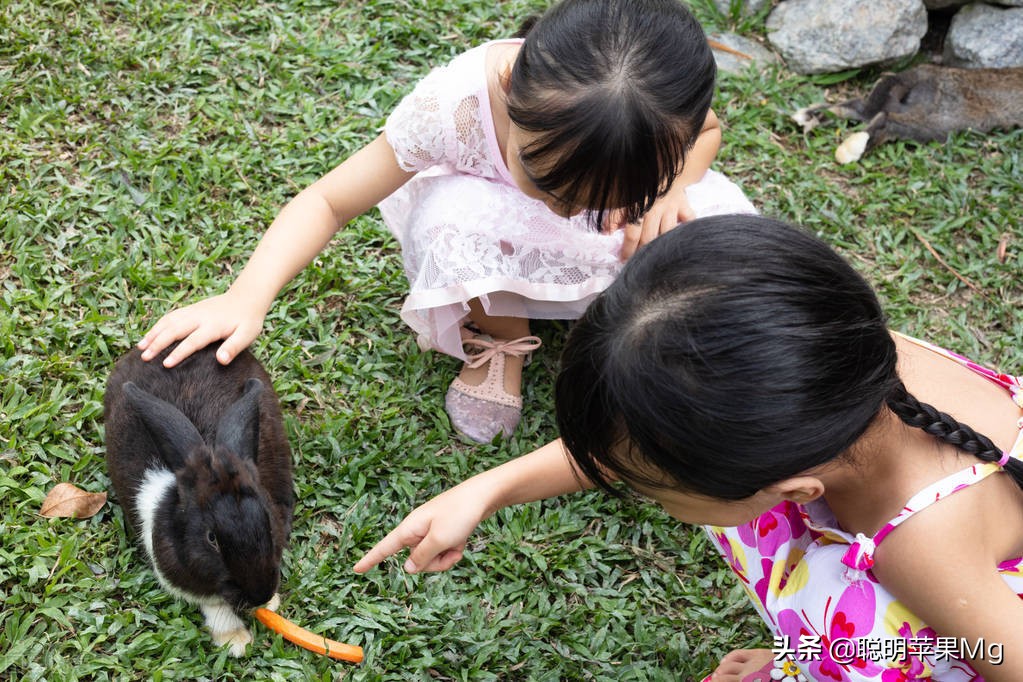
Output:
[254,607,364,663]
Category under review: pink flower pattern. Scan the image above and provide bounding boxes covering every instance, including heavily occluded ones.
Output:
[705,334,1023,681]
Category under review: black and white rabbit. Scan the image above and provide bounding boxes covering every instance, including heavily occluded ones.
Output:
[104,343,294,656]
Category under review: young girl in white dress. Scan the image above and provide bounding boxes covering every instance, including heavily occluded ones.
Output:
[138,0,755,442]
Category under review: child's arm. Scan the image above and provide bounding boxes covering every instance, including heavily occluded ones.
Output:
[138,133,415,367]
[618,108,721,261]
[353,438,593,574]
[872,493,1023,680]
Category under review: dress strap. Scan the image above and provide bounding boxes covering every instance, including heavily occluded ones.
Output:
[840,462,1004,577]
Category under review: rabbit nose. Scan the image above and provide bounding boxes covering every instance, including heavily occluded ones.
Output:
[238,573,279,608]
[237,587,273,611]
[248,589,275,608]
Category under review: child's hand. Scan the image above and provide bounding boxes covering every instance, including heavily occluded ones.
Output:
[137,292,266,368]
[616,192,696,261]
[353,483,491,575]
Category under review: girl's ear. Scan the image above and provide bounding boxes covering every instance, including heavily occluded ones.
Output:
[765,476,825,505]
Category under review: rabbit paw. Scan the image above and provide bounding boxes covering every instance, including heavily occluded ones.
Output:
[203,602,251,657]
[835,131,870,164]
[212,625,253,657]
[263,592,281,612]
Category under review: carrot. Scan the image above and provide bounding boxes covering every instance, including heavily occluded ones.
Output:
[254,607,364,663]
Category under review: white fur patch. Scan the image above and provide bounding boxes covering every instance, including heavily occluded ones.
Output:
[135,468,218,606]
[835,131,870,164]
[136,468,249,655]
[135,468,174,567]
[791,106,818,131]
[202,602,251,657]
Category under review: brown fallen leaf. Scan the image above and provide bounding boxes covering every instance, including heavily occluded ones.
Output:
[997,233,1009,264]
[40,482,107,519]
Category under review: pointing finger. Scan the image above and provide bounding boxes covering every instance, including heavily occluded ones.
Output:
[353,526,422,574]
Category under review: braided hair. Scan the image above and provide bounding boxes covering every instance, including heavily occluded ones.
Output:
[556,215,1023,499]
[887,383,1023,487]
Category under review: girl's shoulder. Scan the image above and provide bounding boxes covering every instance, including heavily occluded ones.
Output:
[895,330,1023,397]
[421,39,523,82]
[385,40,521,177]
[895,331,1023,453]
[870,474,1023,679]
[872,466,1023,579]
[395,39,520,115]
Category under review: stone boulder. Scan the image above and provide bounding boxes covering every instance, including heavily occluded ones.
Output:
[766,0,928,74]
[944,3,1023,67]
[712,0,773,16]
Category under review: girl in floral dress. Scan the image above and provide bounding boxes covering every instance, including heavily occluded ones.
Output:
[356,215,1023,680]
[137,0,754,443]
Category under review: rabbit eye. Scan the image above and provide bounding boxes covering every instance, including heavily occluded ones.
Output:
[206,530,219,550]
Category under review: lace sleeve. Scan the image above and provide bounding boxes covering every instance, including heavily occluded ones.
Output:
[384,66,453,172]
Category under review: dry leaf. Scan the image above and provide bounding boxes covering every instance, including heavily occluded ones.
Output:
[997,234,1009,264]
[40,482,107,519]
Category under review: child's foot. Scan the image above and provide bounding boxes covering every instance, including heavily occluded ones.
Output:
[457,343,526,397]
[706,649,805,681]
[445,329,540,443]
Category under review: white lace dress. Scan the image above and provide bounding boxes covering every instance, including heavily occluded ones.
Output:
[378,39,757,359]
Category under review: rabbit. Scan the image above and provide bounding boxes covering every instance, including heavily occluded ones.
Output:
[104,342,295,657]
[792,64,1023,163]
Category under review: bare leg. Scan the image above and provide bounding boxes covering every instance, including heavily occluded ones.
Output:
[458,297,531,396]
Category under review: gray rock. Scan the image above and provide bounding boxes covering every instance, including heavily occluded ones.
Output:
[766,0,928,74]
[944,3,1023,67]
[709,32,781,74]
[712,0,773,16]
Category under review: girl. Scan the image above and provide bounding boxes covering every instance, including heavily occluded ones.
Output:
[355,215,1023,681]
[136,0,755,443]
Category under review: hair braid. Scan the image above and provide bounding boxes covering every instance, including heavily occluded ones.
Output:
[886,382,1023,489]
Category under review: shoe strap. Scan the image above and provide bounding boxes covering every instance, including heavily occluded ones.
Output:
[450,350,521,407]
[461,335,542,370]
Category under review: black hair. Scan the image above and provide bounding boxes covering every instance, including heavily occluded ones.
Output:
[506,0,715,230]
[556,214,1023,500]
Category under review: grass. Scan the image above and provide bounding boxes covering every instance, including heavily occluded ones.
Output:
[1,0,1021,680]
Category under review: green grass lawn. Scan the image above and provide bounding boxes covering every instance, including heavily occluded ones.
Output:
[2,1,1021,680]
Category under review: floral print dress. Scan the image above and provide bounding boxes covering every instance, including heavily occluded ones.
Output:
[706,334,1023,681]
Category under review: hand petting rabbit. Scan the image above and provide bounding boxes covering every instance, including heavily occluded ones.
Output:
[104,343,294,657]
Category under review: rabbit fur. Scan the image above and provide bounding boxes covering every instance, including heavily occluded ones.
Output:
[104,343,294,656]
[793,65,1023,163]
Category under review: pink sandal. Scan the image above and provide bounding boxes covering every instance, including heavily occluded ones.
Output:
[445,330,541,443]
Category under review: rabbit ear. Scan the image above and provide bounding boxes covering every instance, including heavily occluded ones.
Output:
[122,381,205,470]
[215,378,263,462]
